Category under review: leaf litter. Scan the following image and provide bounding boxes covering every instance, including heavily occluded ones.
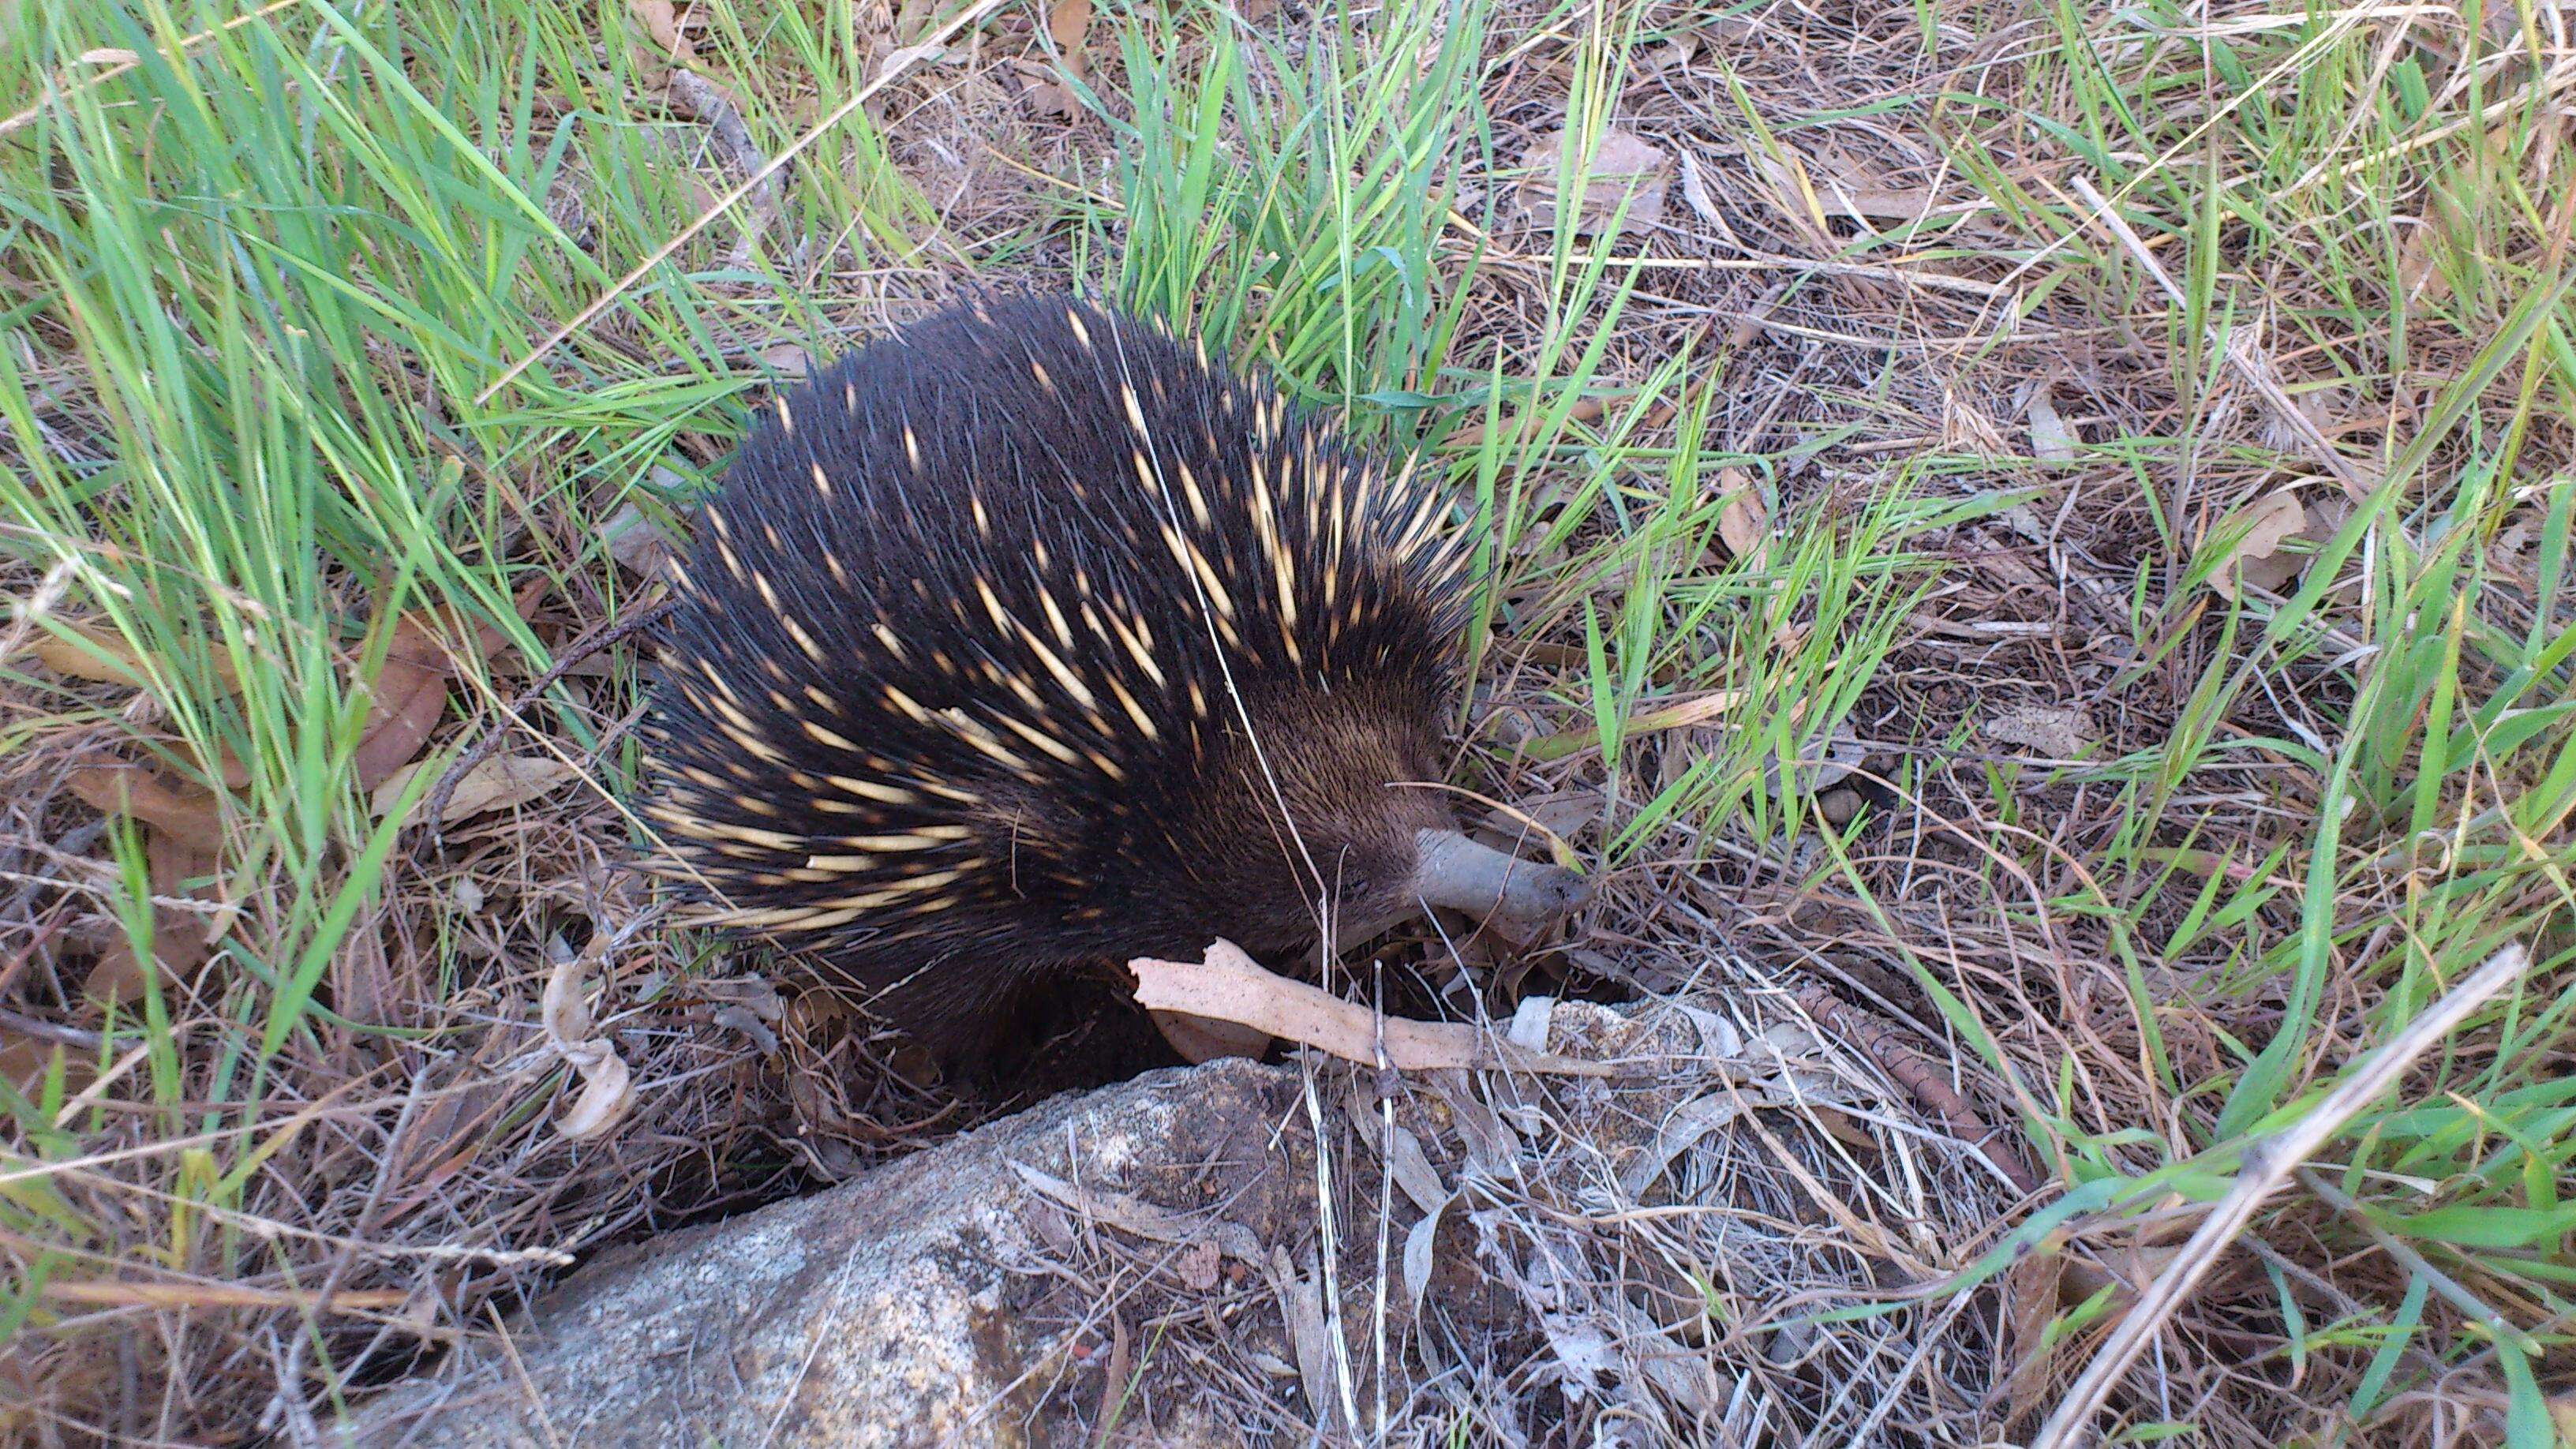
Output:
[1515,127,1671,238]
[5,1,2571,1443]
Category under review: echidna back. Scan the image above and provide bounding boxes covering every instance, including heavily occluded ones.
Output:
[643,294,1472,1065]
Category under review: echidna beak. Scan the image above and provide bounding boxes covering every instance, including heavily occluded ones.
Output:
[1407,828,1593,941]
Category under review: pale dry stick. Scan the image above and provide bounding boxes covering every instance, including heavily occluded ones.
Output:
[1299,1057,1365,1436]
[485,1301,565,1449]
[0,0,309,136]
[1129,943,1616,1076]
[2069,173,2369,501]
[471,0,1009,407]
[2028,939,2533,1449]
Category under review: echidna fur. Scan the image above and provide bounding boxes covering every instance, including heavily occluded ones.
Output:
[642,292,1549,1073]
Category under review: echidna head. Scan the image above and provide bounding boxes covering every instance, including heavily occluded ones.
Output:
[1181,687,1589,959]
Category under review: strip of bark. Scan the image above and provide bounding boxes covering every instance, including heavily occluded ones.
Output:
[1129,941,1616,1078]
[1791,983,2042,1193]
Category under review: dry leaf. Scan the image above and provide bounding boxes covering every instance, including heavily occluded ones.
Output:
[627,0,693,65]
[1998,1250,2065,1428]
[1269,1249,1338,1428]
[541,953,634,1142]
[1441,393,1606,452]
[2027,385,2079,462]
[351,591,538,792]
[1148,1006,1274,1064]
[1517,128,1671,238]
[1175,1237,1222,1292]
[1026,0,1091,119]
[1402,1200,1446,1317]
[1753,143,1945,227]
[1128,940,1614,1076]
[374,754,577,826]
[1637,35,1698,73]
[541,949,596,1043]
[1818,163,1939,221]
[2,1035,84,1095]
[28,620,243,695]
[65,766,226,854]
[1759,730,1872,801]
[82,831,216,1009]
[1043,0,1091,64]
[711,1004,779,1054]
[691,973,786,1022]
[80,942,152,1010]
[602,501,680,582]
[1676,146,1722,227]
[2396,216,2451,309]
[351,654,450,792]
[447,754,577,823]
[1473,790,1598,847]
[1010,1159,1269,1264]
[1024,80,1078,118]
[754,342,813,378]
[1716,469,1770,566]
[1982,704,2098,760]
[1519,693,1747,763]
[2203,489,2308,601]
[1752,149,1827,236]
[555,1048,632,1141]
[2234,493,2351,598]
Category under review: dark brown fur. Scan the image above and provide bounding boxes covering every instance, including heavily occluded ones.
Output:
[641,293,1473,1079]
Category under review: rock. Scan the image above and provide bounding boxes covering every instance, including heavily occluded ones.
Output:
[335,1058,1305,1448]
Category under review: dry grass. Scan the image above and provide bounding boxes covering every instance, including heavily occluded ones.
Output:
[3,0,2573,1443]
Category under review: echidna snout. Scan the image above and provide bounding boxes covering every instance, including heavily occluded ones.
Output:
[1401,829,1593,944]
[641,291,1592,1073]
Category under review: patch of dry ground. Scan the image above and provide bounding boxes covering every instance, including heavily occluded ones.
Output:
[3,0,2571,1443]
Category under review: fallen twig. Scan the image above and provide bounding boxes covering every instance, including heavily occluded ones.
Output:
[1791,983,2042,1194]
[425,597,674,842]
[663,69,783,268]
[1128,940,1617,1077]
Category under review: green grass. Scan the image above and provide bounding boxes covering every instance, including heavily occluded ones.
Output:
[2,0,2572,1440]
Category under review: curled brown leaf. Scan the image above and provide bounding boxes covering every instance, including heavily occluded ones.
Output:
[26,620,243,695]
[65,766,226,854]
[1715,468,1771,566]
[2202,489,2308,601]
[541,953,634,1142]
[1026,0,1091,118]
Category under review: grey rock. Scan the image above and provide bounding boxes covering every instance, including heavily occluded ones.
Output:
[338,1058,1304,1449]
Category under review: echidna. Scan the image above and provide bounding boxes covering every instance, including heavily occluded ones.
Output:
[641,293,1588,1076]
